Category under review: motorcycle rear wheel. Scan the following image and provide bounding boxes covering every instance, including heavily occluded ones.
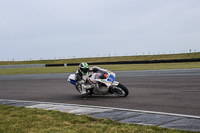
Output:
[112,83,129,97]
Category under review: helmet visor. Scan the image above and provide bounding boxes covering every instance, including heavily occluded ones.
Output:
[80,68,88,73]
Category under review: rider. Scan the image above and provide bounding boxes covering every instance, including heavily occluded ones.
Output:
[75,62,104,98]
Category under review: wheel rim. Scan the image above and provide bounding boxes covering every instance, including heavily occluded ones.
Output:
[112,86,126,96]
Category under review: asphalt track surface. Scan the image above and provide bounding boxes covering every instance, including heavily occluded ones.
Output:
[0,68,200,116]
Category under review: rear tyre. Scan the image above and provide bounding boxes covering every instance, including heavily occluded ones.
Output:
[112,83,129,97]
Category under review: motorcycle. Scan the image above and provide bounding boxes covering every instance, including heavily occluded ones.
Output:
[67,68,129,97]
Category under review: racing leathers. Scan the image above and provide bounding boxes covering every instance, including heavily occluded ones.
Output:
[75,66,100,96]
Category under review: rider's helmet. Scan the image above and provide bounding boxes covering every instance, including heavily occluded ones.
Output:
[79,62,89,75]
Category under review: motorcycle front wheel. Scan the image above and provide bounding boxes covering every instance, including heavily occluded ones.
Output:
[112,83,129,97]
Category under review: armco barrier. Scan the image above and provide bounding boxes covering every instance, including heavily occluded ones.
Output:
[45,58,200,67]
[45,64,64,67]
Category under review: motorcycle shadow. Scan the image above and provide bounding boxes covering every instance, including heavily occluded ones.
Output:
[80,95,128,100]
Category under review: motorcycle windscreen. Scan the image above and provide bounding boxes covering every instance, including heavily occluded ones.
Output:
[107,74,115,83]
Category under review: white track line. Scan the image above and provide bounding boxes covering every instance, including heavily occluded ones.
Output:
[1,99,200,119]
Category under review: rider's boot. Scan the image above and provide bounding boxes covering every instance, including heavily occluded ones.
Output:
[80,84,87,99]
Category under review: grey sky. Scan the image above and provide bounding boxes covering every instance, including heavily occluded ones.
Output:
[1,0,200,61]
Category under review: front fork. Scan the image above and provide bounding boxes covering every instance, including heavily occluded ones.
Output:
[109,81,120,93]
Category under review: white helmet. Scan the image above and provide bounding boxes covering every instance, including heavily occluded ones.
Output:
[79,62,89,75]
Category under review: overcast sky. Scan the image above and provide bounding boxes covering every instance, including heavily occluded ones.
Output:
[1,0,200,61]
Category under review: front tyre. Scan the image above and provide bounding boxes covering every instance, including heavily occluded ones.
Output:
[112,83,129,97]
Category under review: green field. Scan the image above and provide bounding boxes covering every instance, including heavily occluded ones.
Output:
[0,104,191,133]
[0,52,200,75]
[1,52,200,65]
[0,62,200,75]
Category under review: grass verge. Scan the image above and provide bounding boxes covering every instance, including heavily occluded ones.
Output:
[0,62,200,75]
[0,52,200,65]
[0,104,191,133]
